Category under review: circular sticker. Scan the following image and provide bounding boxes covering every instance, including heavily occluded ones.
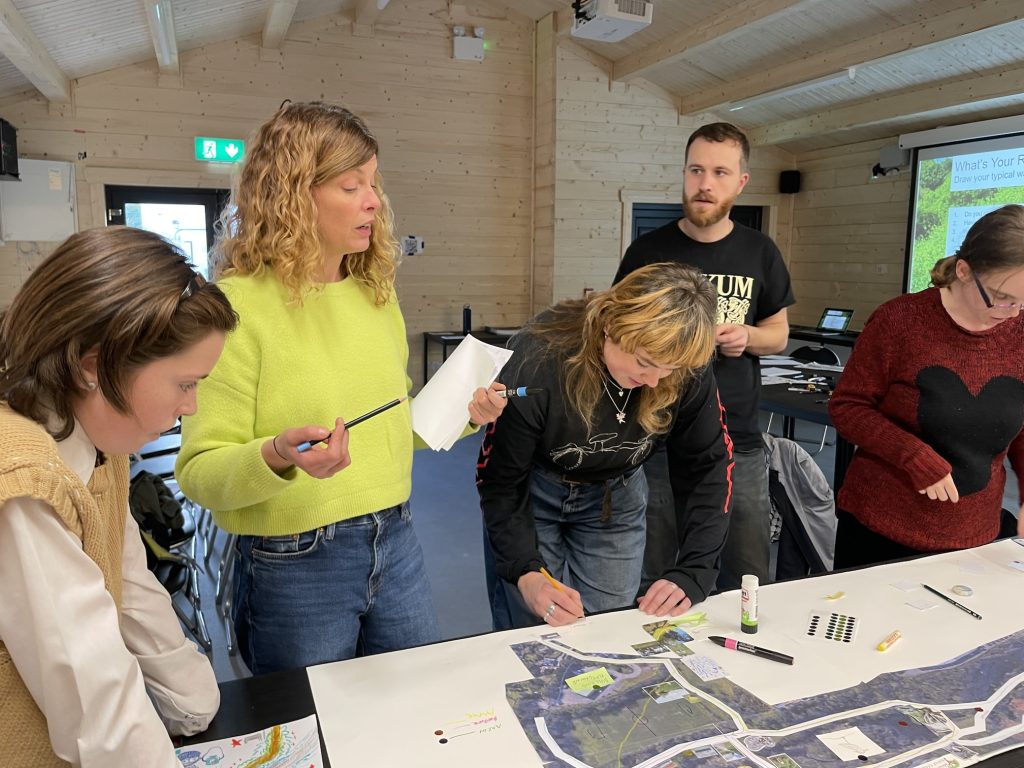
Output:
[951,584,973,597]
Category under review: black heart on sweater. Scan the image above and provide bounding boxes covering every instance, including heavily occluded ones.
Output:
[916,367,1024,496]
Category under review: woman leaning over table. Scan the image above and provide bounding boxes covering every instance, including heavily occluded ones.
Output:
[176,101,506,675]
[477,263,734,629]
[829,204,1024,569]
[0,226,236,766]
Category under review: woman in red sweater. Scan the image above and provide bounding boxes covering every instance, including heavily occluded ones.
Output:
[830,204,1024,568]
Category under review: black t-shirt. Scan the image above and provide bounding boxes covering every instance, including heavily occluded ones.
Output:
[476,326,733,603]
[614,220,795,449]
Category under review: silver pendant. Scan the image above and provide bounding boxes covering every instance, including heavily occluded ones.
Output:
[616,410,626,424]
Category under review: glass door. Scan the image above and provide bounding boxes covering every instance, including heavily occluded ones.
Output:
[105,186,229,278]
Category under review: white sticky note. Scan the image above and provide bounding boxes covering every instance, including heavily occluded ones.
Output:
[890,580,918,592]
[907,599,937,611]
[958,560,987,575]
[48,169,62,191]
[817,726,884,760]
[681,654,725,681]
[1008,560,1024,573]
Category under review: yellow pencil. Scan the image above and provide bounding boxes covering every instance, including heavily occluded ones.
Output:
[539,567,563,591]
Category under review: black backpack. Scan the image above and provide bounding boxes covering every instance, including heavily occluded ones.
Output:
[128,470,186,553]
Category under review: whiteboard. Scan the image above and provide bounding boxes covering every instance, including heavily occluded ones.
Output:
[0,158,77,242]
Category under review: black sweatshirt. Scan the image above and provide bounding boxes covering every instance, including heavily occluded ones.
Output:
[476,330,734,603]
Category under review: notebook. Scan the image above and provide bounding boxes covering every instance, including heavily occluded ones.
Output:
[816,307,854,333]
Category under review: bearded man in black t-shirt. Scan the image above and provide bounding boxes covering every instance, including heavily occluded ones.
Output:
[614,122,795,591]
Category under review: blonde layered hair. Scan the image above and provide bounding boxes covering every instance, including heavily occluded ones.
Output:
[215,101,400,304]
[527,263,717,434]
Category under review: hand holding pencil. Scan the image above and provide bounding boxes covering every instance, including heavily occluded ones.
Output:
[518,567,585,626]
[263,417,351,479]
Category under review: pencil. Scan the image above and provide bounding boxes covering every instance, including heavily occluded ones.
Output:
[539,567,563,592]
[922,583,982,620]
[296,396,407,452]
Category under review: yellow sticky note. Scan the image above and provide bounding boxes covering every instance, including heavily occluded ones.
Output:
[565,667,614,694]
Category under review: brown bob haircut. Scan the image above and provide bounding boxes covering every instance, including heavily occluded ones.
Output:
[0,226,237,439]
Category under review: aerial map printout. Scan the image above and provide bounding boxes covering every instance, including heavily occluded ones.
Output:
[506,627,1024,768]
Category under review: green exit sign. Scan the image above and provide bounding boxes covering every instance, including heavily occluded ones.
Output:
[194,136,245,164]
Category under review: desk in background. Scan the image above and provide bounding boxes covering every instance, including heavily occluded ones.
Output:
[788,324,860,348]
[195,541,1024,767]
[760,382,854,490]
[422,329,513,384]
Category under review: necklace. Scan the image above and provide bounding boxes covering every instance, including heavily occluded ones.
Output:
[602,377,633,424]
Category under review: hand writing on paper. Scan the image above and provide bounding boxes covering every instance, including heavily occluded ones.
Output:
[518,571,585,626]
[468,381,508,426]
[715,324,750,357]
[918,473,959,503]
[638,579,692,617]
[263,418,351,479]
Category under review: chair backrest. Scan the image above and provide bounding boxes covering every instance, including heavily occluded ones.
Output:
[790,345,841,366]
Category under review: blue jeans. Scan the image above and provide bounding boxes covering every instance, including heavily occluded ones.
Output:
[232,502,440,675]
[491,465,648,629]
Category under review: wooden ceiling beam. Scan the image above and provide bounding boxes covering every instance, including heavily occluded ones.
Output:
[0,0,69,102]
[613,0,808,82]
[140,0,179,76]
[682,0,1024,115]
[749,63,1024,146]
[261,0,298,49]
[353,0,393,29]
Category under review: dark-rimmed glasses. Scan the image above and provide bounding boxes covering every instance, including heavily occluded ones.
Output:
[972,273,1022,310]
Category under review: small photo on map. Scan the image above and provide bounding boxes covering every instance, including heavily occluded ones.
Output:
[642,680,688,704]
[642,621,696,655]
[768,754,803,768]
[693,745,718,758]
[715,742,743,761]
[632,640,671,657]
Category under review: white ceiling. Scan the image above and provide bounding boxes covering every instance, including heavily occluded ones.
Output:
[0,0,1020,152]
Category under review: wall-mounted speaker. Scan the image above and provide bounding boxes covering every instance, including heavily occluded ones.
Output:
[0,119,19,180]
[779,169,801,194]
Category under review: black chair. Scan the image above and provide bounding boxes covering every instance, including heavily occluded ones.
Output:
[790,344,841,367]
[130,434,212,652]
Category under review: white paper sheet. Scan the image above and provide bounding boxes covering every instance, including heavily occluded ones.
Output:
[760,367,803,377]
[412,334,513,450]
[175,714,322,767]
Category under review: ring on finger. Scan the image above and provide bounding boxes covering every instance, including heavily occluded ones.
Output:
[545,603,556,617]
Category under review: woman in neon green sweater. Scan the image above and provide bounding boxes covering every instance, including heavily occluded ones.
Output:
[176,101,505,674]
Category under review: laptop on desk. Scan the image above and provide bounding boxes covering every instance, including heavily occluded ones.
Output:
[815,307,854,334]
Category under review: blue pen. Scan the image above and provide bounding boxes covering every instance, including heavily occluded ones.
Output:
[296,396,406,452]
[499,387,544,398]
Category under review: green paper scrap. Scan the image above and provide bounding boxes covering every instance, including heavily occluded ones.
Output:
[673,611,707,626]
[565,667,614,694]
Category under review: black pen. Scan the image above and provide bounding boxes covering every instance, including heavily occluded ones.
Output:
[922,584,982,620]
[709,635,794,665]
[296,397,407,452]
[498,387,544,399]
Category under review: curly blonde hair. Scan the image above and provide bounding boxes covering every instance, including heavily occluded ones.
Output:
[215,101,400,305]
[526,263,717,435]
